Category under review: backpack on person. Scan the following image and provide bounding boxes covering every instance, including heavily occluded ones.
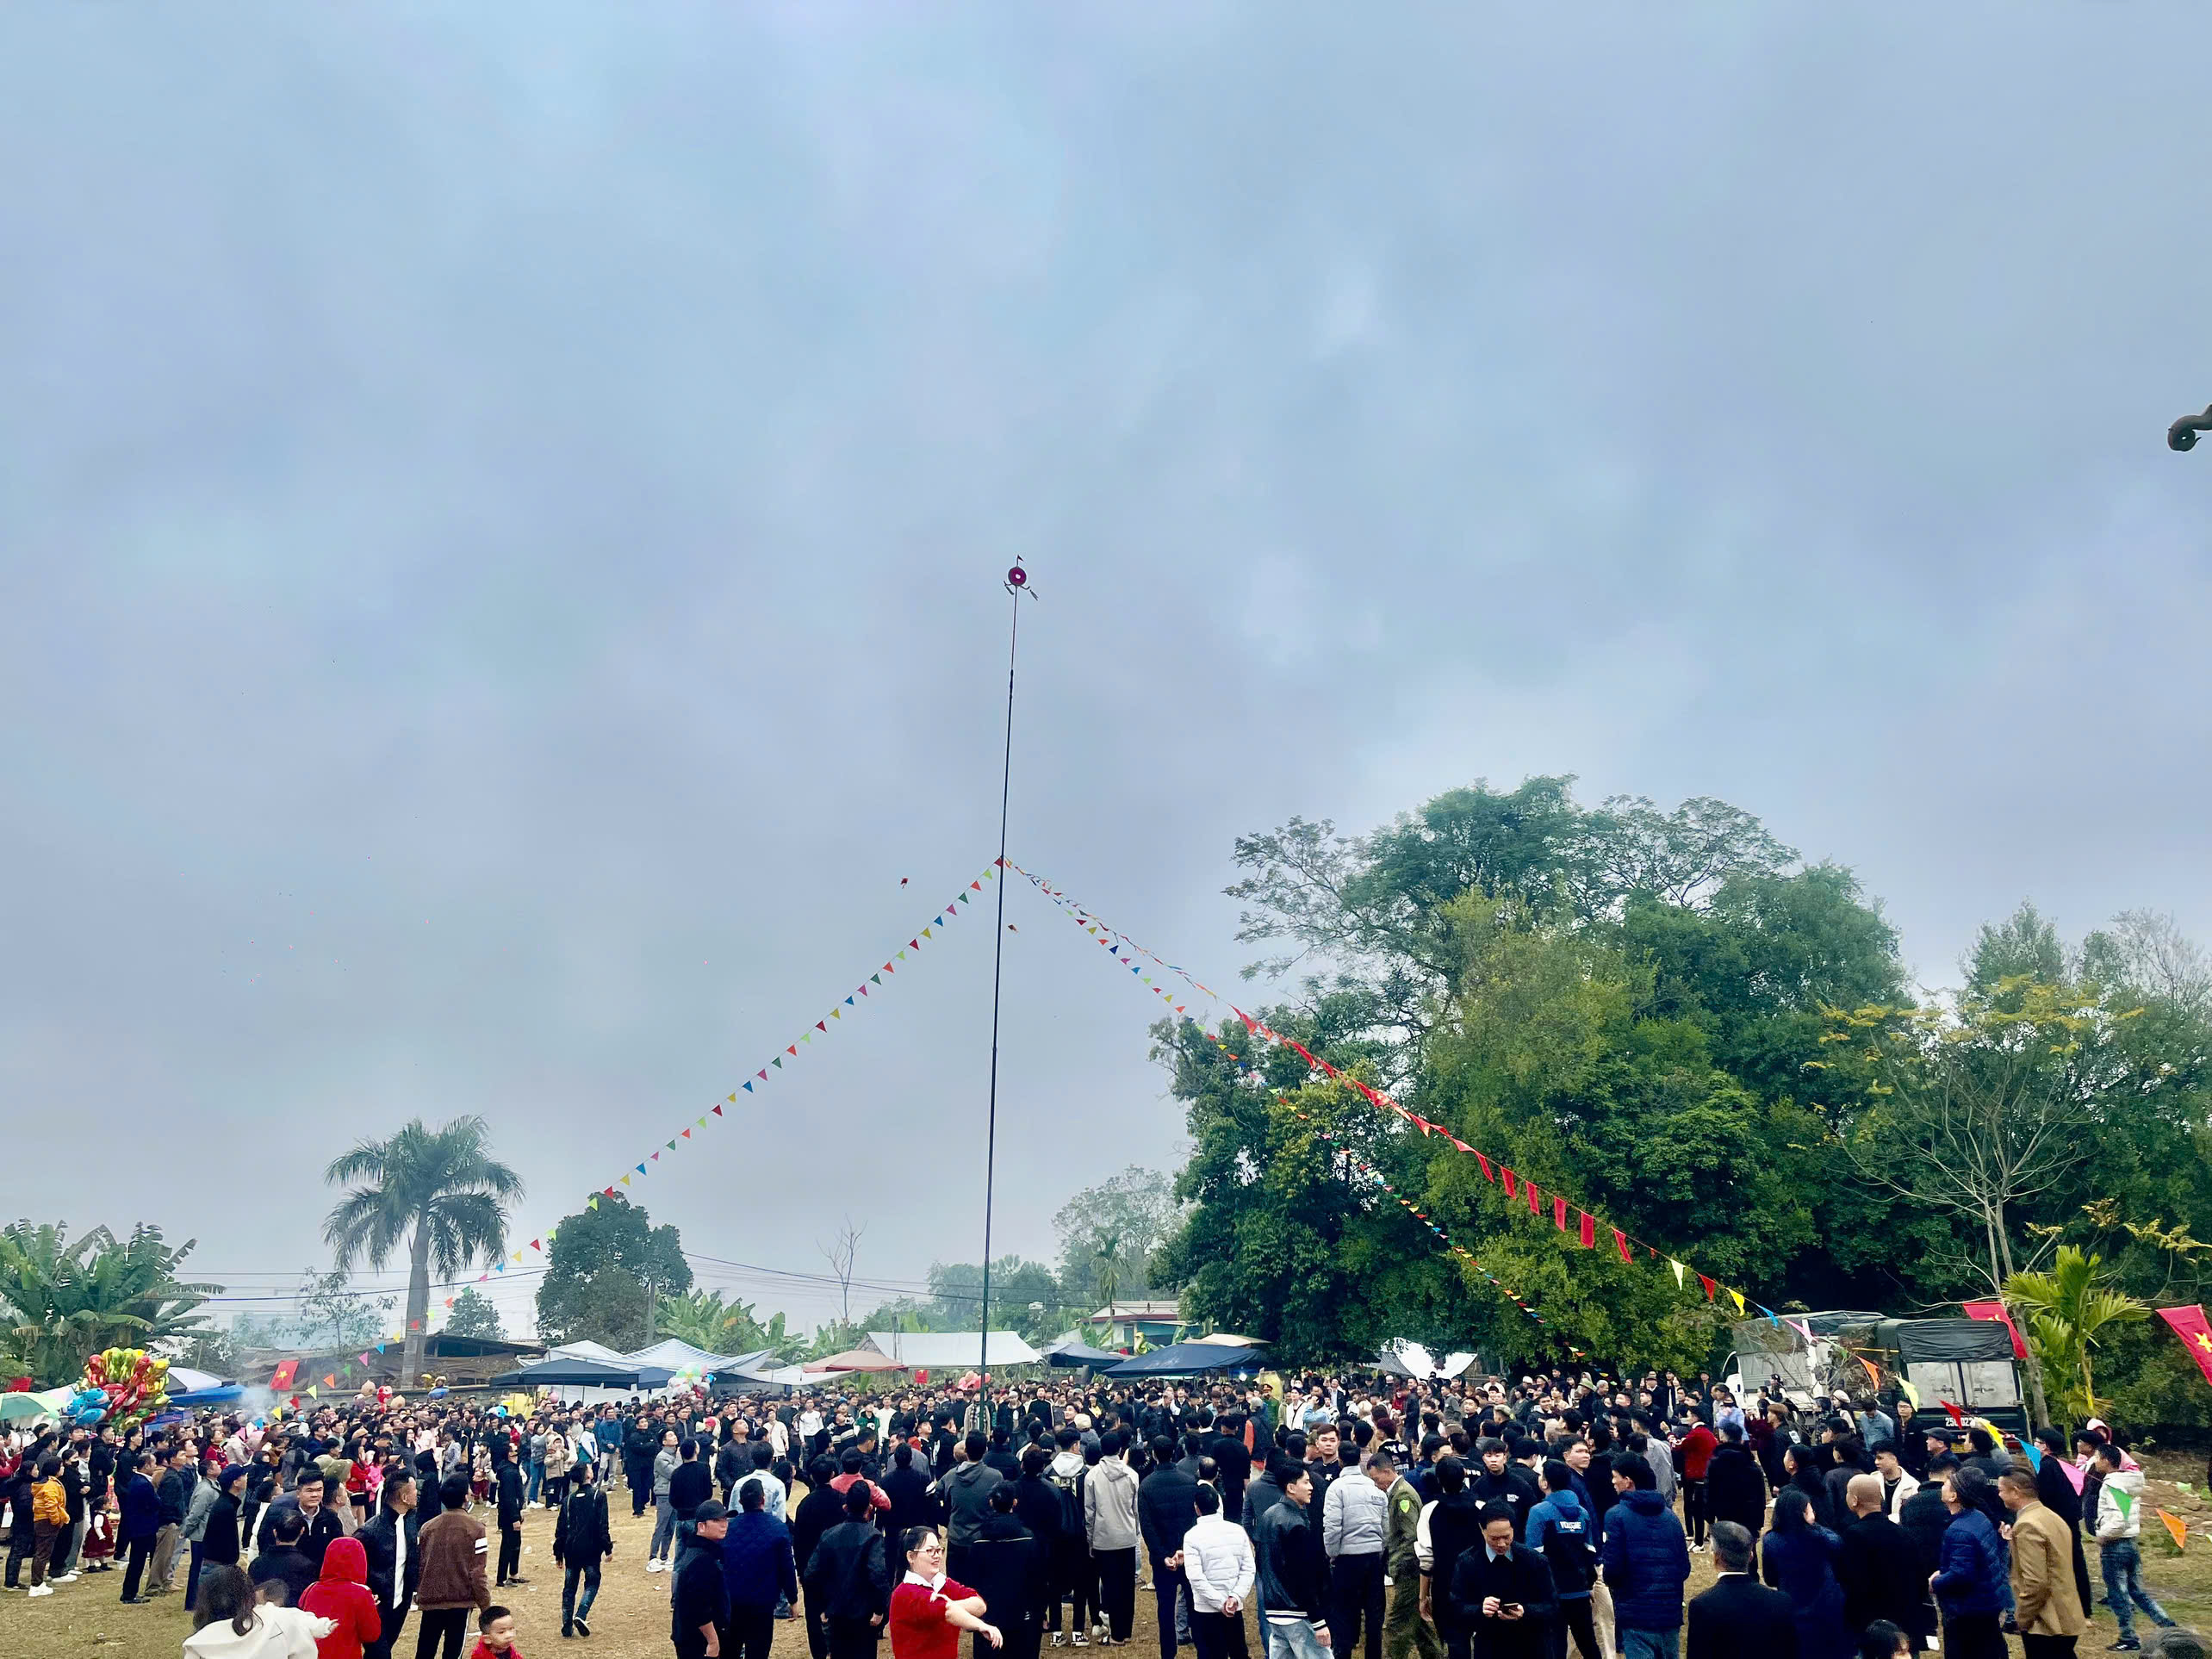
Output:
[1537,1507,1595,1596]
[1047,1463,1084,1540]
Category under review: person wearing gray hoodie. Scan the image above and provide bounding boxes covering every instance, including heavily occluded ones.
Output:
[1085,1432,1143,1645]
[941,1432,1006,1586]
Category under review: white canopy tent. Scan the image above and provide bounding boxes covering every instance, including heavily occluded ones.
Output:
[1376,1340,1476,1380]
[861,1331,1041,1369]
[622,1338,761,1373]
[548,1339,629,1365]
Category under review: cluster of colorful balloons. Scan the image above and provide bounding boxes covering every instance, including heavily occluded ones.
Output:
[68,1348,169,1431]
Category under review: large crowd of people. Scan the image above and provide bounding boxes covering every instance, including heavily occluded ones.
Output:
[1,1360,2202,1659]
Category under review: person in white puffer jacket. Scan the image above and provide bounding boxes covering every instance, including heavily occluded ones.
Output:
[2091,1445,2179,1650]
[1174,1484,1256,1659]
[181,1563,335,1658]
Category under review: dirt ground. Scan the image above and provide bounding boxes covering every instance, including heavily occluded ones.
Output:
[9,1459,2212,1659]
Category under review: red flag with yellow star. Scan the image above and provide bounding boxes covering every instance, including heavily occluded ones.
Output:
[2158,1305,2212,1390]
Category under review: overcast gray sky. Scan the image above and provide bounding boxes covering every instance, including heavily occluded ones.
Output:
[5,4,2209,1338]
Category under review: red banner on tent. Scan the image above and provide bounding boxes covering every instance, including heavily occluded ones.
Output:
[1962,1299,2029,1360]
[2158,1305,2212,1390]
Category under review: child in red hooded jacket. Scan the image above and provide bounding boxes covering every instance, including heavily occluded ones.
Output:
[298,1535,382,1659]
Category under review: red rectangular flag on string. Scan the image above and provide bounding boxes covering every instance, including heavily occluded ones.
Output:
[1579,1211,1596,1249]
[2158,1305,2212,1389]
[1526,1180,1541,1216]
[1612,1228,1631,1263]
[1554,1196,1569,1231]
[1501,1169,1517,1201]
[1476,1153,1494,1182]
[1962,1299,2029,1361]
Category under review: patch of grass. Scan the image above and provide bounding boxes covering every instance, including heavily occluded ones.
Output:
[0,1482,1188,1659]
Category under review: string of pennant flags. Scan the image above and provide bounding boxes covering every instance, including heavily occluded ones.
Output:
[283,866,1003,1382]
[992,862,1580,1349]
[1209,1029,1587,1355]
[464,862,1003,1291]
[1009,861,1805,1342]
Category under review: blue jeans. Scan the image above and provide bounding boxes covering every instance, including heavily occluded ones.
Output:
[1620,1631,1680,1659]
[525,1459,544,1504]
[1267,1620,1329,1659]
[2100,1538,2175,1637]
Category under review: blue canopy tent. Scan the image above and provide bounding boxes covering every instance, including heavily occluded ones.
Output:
[168,1385,245,1409]
[1101,1343,1267,1379]
[1046,1342,1124,1369]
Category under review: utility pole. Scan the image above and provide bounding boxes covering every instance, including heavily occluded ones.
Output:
[979,560,1034,1389]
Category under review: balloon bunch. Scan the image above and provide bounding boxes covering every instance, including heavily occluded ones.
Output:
[72,1348,170,1431]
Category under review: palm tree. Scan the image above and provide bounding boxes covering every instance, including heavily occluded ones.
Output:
[1093,1233,1124,1311]
[323,1118,523,1386]
[0,1221,216,1385]
[2005,1245,2148,1420]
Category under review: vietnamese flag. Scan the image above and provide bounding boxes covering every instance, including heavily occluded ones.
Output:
[1962,1299,2029,1361]
[2158,1305,2212,1390]
[270,1358,299,1391]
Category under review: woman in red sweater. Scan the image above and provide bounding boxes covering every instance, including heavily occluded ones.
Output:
[888,1526,1003,1659]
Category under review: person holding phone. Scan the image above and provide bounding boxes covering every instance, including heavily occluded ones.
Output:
[1445,1511,1554,1659]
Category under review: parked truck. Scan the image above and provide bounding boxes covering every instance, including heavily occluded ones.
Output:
[1719,1308,2027,1433]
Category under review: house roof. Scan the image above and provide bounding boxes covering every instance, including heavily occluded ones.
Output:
[861,1331,1042,1368]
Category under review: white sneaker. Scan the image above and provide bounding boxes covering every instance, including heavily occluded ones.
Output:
[647,1559,665,1574]
[51,1573,78,1583]
[27,1584,53,1598]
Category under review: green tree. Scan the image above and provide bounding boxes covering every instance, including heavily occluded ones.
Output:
[1165,778,1915,1370]
[322,1116,524,1386]
[535,1193,690,1350]
[444,1286,505,1340]
[295,1266,395,1350]
[1053,1171,1182,1308]
[2005,1245,2147,1420]
[1833,972,2153,1293]
[1154,1014,1445,1366]
[925,1258,1070,1344]
[0,1222,216,1386]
